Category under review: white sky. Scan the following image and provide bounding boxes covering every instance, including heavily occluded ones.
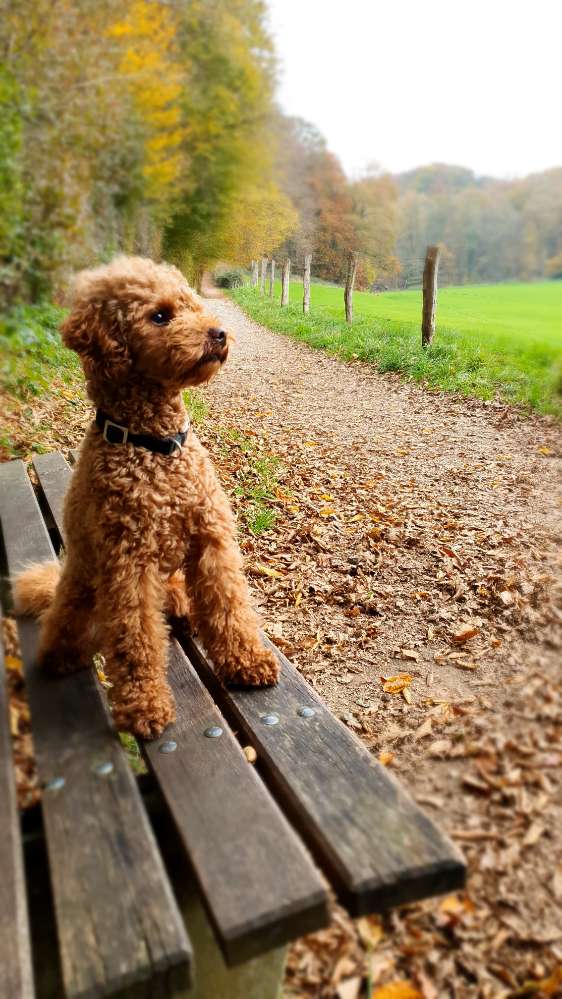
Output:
[267,0,561,179]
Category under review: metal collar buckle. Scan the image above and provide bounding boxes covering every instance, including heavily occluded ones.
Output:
[103,419,129,445]
[163,437,183,456]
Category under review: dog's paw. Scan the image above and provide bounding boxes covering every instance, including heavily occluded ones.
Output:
[222,647,280,687]
[111,689,176,741]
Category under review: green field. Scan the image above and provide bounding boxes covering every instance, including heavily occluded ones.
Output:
[232,280,562,416]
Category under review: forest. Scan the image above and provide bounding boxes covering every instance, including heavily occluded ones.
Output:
[1,0,562,305]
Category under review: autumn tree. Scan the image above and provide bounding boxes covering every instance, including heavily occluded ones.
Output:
[164,0,279,286]
[350,169,400,288]
[221,183,298,265]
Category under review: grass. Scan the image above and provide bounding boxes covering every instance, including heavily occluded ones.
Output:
[0,301,77,399]
[184,393,282,536]
[0,301,88,460]
[225,429,281,536]
[183,388,209,425]
[231,280,562,416]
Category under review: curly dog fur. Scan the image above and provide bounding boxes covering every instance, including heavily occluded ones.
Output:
[15,255,279,739]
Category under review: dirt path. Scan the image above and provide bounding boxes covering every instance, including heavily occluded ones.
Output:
[200,293,562,998]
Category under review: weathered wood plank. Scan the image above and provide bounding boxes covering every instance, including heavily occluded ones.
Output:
[0,608,35,999]
[145,641,328,965]
[0,460,192,999]
[181,633,466,916]
[32,452,72,544]
[34,453,329,965]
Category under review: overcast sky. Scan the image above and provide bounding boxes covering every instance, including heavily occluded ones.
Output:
[267,0,560,179]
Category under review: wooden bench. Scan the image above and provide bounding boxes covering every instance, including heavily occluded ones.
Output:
[0,453,466,999]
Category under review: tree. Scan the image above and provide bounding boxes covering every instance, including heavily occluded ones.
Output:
[221,183,298,265]
[164,0,277,285]
[350,170,399,288]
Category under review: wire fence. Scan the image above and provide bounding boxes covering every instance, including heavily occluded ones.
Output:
[244,245,441,345]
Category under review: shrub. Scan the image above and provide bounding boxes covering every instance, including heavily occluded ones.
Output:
[214,267,245,289]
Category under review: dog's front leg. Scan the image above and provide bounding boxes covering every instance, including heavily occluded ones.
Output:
[97,562,175,740]
[187,500,279,687]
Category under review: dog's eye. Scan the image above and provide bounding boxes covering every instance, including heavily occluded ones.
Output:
[150,308,172,326]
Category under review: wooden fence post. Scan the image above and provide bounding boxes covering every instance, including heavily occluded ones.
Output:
[260,256,268,294]
[269,259,275,298]
[251,260,259,288]
[281,258,291,306]
[344,252,358,324]
[303,253,312,314]
[422,245,441,346]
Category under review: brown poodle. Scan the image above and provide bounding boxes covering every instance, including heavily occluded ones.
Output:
[15,255,279,739]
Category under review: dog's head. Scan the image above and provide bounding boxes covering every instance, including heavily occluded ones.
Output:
[61,256,231,391]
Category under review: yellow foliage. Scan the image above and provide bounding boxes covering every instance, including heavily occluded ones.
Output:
[222,183,299,264]
[108,1,186,210]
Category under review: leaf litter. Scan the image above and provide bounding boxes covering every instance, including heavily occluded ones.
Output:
[201,294,561,998]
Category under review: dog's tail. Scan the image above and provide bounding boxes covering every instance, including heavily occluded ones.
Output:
[13,562,60,617]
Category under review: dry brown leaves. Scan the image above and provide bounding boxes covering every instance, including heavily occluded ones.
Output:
[198,297,562,999]
[2,617,39,808]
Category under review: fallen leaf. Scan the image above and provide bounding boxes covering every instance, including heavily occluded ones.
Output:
[537,446,554,456]
[379,751,395,767]
[372,981,422,999]
[10,704,19,736]
[439,893,476,916]
[462,775,492,796]
[356,914,384,948]
[523,822,544,847]
[319,507,336,517]
[5,655,23,673]
[400,649,419,662]
[414,717,433,740]
[255,563,286,579]
[514,964,562,995]
[402,686,413,704]
[337,978,361,999]
[452,625,480,644]
[427,738,453,757]
[381,673,413,694]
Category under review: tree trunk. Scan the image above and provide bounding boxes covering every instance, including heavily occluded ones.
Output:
[259,256,267,293]
[281,258,291,306]
[251,260,259,288]
[303,253,312,314]
[269,259,275,298]
[422,245,441,346]
[344,252,358,324]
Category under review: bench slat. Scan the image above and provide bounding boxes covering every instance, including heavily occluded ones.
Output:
[183,634,466,915]
[0,461,192,999]
[146,640,328,965]
[33,451,71,543]
[0,609,35,999]
[35,451,329,965]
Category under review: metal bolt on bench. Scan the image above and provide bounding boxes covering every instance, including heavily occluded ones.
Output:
[0,453,466,999]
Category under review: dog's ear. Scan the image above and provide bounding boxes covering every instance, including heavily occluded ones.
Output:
[61,299,130,379]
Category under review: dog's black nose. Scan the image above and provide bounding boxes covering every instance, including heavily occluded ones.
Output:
[209,328,226,345]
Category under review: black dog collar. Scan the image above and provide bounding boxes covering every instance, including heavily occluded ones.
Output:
[95,409,189,456]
